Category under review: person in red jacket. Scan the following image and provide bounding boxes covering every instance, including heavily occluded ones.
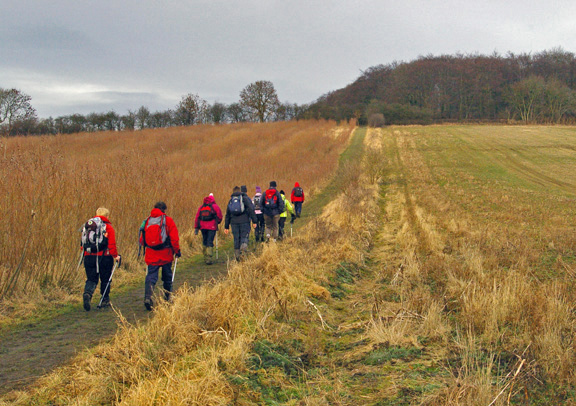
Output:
[82,207,121,311]
[290,182,305,218]
[194,193,223,265]
[141,201,180,310]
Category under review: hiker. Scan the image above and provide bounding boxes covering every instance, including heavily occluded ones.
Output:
[140,201,180,310]
[81,207,121,311]
[278,190,295,241]
[291,182,305,218]
[194,193,223,265]
[224,186,257,260]
[240,185,255,244]
[259,181,285,242]
[252,186,265,242]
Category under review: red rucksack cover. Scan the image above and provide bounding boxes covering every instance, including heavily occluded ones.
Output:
[264,189,278,209]
[142,215,169,249]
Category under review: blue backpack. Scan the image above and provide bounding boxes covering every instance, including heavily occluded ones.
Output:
[228,195,245,216]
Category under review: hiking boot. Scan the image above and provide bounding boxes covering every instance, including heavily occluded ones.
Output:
[164,291,171,301]
[206,247,214,265]
[144,297,153,311]
[234,249,241,261]
[83,293,91,311]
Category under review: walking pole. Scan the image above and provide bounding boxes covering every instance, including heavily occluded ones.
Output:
[172,257,178,283]
[215,233,219,260]
[98,256,121,308]
[75,250,84,273]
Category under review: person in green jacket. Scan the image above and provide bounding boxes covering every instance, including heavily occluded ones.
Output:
[278,190,295,241]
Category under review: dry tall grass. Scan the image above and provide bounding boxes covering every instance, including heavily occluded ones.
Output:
[1,128,379,405]
[0,120,354,316]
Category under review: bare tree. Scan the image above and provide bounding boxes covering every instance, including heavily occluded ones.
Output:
[174,93,208,126]
[0,88,37,136]
[239,80,280,122]
[135,106,151,130]
[209,102,227,124]
[227,103,247,123]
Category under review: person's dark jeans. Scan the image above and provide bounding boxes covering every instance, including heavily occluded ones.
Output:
[279,217,287,240]
[255,213,265,241]
[84,255,114,298]
[201,229,216,247]
[145,263,173,296]
[293,201,303,217]
[231,222,251,249]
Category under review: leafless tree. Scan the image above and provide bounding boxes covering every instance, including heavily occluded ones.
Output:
[0,88,37,136]
[239,80,280,122]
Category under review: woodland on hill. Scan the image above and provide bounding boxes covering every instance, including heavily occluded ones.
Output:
[307,48,576,125]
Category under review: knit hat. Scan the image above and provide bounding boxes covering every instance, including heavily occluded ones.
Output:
[209,193,213,197]
[280,190,285,195]
[270,180,277,188]
[241,185,247,193]
[255,186,262,193]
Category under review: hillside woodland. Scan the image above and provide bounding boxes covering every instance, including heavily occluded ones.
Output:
[309,48,576,125]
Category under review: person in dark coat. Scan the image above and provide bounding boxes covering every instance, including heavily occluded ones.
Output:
[259,181,285,242]
[224,186,257,260]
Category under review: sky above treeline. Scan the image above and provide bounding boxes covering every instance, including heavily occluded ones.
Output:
[1,0,575,118]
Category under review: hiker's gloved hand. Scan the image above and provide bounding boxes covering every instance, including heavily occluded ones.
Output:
[175,250,182,258]
[194,229,199,235]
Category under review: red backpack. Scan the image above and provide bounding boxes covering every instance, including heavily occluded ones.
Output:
[264,189,278,209]
[140,215,169,250]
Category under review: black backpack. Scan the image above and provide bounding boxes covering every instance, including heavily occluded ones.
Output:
[199,203,216,221]
[293,187,303,197]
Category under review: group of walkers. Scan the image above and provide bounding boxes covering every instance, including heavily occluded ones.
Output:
[79,181,305,312]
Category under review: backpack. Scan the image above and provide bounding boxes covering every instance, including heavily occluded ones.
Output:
[264,189,278,210]
[81,217,108,254]
[141,215,170,250]
[253,194,262,211]
[199,203,215,221]
[228,195,245,216]
[293,187,303,197]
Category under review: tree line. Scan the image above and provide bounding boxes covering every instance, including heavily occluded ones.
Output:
[307,48,576,125]
[0,80,310,136]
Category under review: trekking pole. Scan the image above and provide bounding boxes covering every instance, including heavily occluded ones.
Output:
[172,257,178,283]
[215,233,219,260]
[98,256,121,308]
[75,250,84,273]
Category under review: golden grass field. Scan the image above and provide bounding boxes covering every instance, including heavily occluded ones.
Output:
[0,120,354,321]
[3,124,576,405]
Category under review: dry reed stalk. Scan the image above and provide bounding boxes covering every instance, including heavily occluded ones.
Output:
[0,120,355,318]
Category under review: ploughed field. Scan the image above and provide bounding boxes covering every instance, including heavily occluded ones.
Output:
[3,124,576,405]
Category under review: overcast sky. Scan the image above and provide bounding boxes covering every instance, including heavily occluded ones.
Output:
[1,0,575,118]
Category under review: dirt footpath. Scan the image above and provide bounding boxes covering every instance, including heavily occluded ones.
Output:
[0,255,229,395]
